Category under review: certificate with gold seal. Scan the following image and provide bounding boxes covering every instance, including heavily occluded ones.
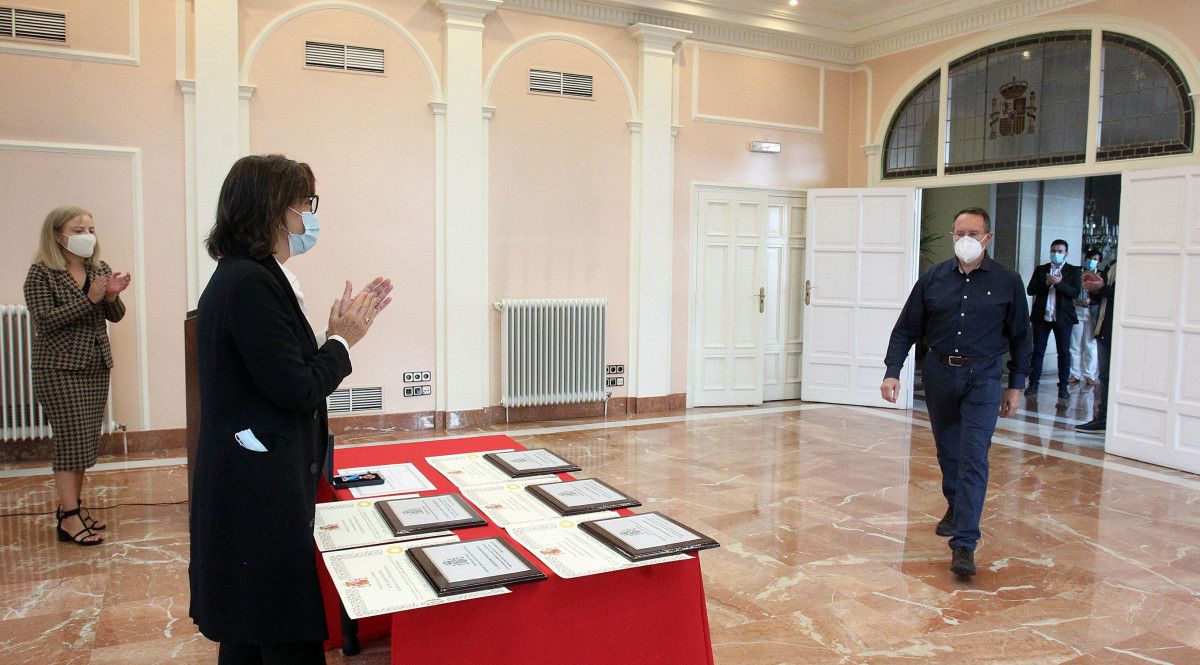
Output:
[313,495,453,552]
[461,478,617,529]
[507,516,690,579]
[322,535,509,619]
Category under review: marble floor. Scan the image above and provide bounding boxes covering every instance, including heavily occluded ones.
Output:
[1,386,1198,664]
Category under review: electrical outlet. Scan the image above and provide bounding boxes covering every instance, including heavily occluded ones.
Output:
[605,377,620,387]
[615,377,624,386]
[403,372,413,382]
[606,364,625,375]
[403,386,414,397]
[421,385,431,396]
[420,371,431,381]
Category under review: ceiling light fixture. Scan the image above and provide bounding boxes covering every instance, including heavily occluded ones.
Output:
[788,0,797,6]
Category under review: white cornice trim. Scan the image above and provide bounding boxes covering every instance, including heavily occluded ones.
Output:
[499,0,1104,65]
[501,0,853,63]
[853,0,1095,61]
[437,0,504,28]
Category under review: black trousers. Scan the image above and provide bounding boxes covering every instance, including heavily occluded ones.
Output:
[1095,337,1111,419]
[217,641,325,665]
[1029,319,1073,388]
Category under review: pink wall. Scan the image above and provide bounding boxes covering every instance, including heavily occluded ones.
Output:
[240,0,445,83]
[247,7,438,416]
[670,46,852,392]
[9,0,135,55]
[486,38,633,404]
[0,0,186,432]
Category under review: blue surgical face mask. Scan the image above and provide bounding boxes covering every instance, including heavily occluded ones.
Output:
[1050,251,1065,264]
[1085,259,1098,271]
[287,209,319,256]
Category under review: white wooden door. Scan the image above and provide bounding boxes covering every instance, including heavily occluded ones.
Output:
[801,188,919,409]
[692,189,767,407]
[1105,166,1200,474]
[763,197,805,401]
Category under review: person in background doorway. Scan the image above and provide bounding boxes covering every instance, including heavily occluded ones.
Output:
[1025,239,1081,400]
[881,207,1031,579]
[23,206,132,547]
[1077,259,1115,434]
[1068,248,1102,386]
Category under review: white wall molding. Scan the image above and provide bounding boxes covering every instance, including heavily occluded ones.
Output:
[0,0,140,65]
[483,32,638,120]
[0,139,151,430]
[177,80,199,308]
[689,44,825,134]
[627,23,690,399]
[240,1,443,102]
[871,15,1200,188]
[436,0,502,412]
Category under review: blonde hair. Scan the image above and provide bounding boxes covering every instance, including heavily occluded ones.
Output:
[35,206,100,271]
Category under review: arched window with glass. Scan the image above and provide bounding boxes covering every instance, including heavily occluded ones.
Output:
[881,29,1195,180]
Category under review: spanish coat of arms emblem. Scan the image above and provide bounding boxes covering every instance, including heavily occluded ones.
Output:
[988,77,1038,138]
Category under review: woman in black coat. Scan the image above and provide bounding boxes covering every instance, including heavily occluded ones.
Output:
[189,154,391,665]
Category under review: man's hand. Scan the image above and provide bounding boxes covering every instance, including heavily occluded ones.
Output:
[999,388,1021,417]
[880,378,901,403]
[1046,273,1062,285]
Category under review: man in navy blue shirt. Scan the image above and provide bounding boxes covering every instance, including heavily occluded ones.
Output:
[880,207,1032,578]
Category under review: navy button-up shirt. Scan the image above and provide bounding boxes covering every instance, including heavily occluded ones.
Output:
[884,256,1033,389]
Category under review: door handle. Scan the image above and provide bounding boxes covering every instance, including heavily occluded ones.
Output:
[758,287,765,313]
[805,280,812,305]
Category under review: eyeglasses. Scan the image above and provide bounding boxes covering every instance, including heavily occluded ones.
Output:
[306,195,319,214]
[951,230,988,240]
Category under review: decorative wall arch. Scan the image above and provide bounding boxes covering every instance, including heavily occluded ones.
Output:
[483,33,639,120]
[241,1,443,102]
[874,15,1200,151]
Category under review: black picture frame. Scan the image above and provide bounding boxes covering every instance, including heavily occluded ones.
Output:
[483,449,582,477]
[374,494,488,537]
[407,537,548,596]
[579,512,720,562]
[525,478,641,516]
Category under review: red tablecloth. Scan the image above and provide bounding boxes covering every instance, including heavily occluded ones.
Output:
[316,435,714,665]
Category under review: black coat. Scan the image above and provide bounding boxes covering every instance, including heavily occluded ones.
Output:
[1026,262,1082,325]
[188,254,351,644]
[1094,261,1117,343]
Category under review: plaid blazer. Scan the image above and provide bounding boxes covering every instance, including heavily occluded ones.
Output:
[23,261,125,371]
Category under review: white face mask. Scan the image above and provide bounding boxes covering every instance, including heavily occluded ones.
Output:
[62,233,97,258]
[954,235,984,263]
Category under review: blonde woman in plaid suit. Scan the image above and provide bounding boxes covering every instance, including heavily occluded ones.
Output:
[23,206,131,546]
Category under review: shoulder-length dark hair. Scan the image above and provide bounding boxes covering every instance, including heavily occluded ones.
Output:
[205,154,315,259]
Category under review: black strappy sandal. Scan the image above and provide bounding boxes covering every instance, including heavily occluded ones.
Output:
[56,506,104,546]
[78,501,106,531]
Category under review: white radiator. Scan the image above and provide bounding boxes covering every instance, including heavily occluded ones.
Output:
[1,305,116,441]
[499,298,607,409]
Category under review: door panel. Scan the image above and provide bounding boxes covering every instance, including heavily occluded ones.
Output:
[1106,166,1200,474]
[764,198,805,402]
[692,191,766,407]
[802,188,918,409]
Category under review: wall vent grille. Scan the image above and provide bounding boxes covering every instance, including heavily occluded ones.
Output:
[305,41,385,73]
[327,386,384,414]
[529,69,593,98]
[0,6,66,42]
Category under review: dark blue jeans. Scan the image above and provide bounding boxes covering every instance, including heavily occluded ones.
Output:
[1029,319,1073,388]
[922,353,1003,551]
